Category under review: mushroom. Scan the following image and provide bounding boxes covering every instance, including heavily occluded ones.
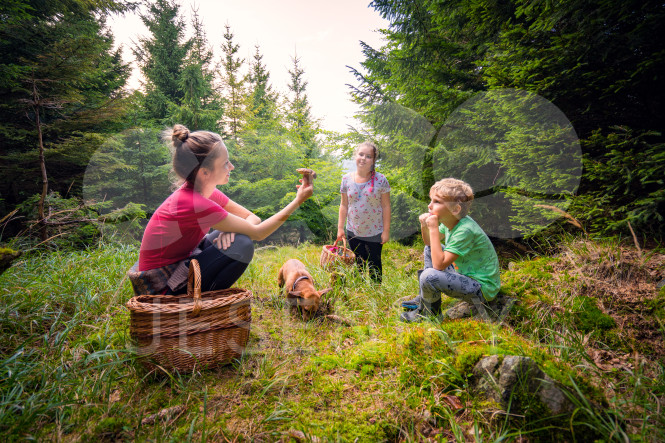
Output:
[296,168,317,186]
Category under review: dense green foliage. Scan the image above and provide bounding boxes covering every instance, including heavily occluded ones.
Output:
[134,0,191,122]
[0,0,133,218]
[82,127,171,215]
[352,0,665,240]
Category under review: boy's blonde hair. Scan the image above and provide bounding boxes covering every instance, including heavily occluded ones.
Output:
[431,178,474,217]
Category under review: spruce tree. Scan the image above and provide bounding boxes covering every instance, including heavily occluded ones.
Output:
[220,24,247,140]
[246,45,280,125]
[285,54,336,241]
[0,1,131,226]
[238,45,285,176]
[168,6,223,131]
[133,0,191,123]
[232,47,290,181]
[286,54,319,161]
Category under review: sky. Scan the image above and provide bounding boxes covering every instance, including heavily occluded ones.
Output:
[107,0,389,133]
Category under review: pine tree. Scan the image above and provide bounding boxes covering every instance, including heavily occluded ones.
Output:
[353,0,665,238]
[232,46,289,180]
[133,0,191,123]
[246,45,279,124]
[237,45,285,177]
[168,5,223,131]
[188,6,215,72]
[286,54,319,161]
[0,1,131,229]
[285,54,336,241]
[220,24,247,140]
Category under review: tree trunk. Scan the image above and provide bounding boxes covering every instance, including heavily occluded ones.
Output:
[421,130,439,200]
[137,138,149,205]
[33,82,48,241]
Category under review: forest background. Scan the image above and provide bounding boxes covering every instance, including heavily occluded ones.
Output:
[1,0,664,247]
[1,0,665,440]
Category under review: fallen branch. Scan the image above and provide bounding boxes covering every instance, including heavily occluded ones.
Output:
[535,204,586,234]
[325,314,353,326]
[0,209,18,225]
[39,219,99,226]
[626,221,642,259]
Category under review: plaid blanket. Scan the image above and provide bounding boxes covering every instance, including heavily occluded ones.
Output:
[126,247,202,296]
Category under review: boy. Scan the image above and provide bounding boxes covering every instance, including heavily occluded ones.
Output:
[400,178,500,322]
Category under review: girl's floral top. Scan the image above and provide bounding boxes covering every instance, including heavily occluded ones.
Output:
[340,171,390,237]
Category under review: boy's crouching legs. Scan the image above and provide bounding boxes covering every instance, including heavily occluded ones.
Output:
[400,268,443,323]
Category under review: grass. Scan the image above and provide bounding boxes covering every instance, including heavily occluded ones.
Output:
[0,236,664,441]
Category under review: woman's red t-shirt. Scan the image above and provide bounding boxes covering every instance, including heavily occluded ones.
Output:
[139,183,229,271]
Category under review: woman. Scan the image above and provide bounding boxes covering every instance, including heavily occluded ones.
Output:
[128,124,313,296]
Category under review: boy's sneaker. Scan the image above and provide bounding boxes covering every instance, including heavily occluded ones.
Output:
[401,269,424,310]
[401,295,422,310]
[400,299,442,323]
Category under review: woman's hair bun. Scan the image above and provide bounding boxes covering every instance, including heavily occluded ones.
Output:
[172,124,190,144]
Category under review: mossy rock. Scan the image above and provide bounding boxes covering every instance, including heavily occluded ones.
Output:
[0,247,21,275]
[92,416,132,441]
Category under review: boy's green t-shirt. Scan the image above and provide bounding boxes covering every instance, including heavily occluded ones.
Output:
[439,216,501,300]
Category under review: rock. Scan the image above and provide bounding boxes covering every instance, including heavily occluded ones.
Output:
[0,248,21,275]
[444,301,473,319]
[473,354,501,396]
[473,355,573,415]
[443,295,516,322]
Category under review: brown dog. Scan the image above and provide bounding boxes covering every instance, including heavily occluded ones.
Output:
[278,259,332,320]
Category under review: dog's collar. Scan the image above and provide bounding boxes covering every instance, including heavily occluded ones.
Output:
[292,275,310,292]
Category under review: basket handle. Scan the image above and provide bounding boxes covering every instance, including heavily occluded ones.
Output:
[187,259,202,316]
[332,237,348,256]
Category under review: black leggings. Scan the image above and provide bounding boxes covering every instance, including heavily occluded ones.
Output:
[168,231,254,295]
[347,230,383,283]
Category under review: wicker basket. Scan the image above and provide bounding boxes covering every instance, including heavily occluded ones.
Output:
[320,238,356,271]
[126,259,252,371]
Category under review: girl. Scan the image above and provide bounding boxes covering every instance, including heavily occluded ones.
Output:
[337,141,391,283]
[128,124,313,296]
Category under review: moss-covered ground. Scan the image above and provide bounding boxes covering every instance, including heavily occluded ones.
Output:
[0,237,663,441]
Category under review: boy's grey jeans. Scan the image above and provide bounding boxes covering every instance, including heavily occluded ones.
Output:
[420,245,486,305]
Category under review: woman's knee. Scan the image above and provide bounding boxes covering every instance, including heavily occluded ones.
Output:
[221,234,254,263]
[204,230,222,243]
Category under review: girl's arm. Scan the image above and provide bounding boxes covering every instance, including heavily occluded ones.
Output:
[381,192,391,244]
[337,193,348,240]
[212,182,312,241]
[426,215,458,270]
[224,198,261,225]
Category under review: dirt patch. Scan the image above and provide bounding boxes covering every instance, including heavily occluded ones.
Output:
[554,241,665,362]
